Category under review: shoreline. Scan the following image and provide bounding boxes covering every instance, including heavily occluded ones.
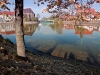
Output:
[0,40,100,75]
[0,21,39,25]
[26,49,100,68]
[63,20,100,26]
[1,38,100,68]
[24,21,39,24]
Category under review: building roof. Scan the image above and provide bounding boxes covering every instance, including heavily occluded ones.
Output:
[23,8,34,14]
[76,8,95,14]
[0,8,34,15]
[0,11,15,15]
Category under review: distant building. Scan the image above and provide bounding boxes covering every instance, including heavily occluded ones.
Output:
[76,8,96,21]
[0,11,15,22]
[0,8,35,22]
[76,8,95,14]
[23,8,35,21]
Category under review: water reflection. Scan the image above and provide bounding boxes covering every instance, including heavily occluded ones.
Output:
[49,22,63,34]
[0,24,15,35]
[24,24,38,36]
[1,23,100,65]
[0,24,38,36]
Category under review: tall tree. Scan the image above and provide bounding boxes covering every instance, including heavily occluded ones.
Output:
[15,0,26,57]
[0,0,26,57]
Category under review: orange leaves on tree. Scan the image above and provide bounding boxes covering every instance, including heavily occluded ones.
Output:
[56,0,62,6]
[0,0,10,10]
[42,8,49,13]
[96,0,100,3]
[68,0,75,3]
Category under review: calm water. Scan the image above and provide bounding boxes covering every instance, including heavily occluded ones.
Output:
[1,23,100,63]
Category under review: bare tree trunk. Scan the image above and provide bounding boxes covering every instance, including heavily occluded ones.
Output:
[15,0,26,57]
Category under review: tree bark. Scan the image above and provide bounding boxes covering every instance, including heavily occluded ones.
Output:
[15,0,26,57]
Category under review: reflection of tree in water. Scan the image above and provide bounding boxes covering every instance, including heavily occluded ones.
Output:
[23,24,38,36]
[50,24,62,34]
[74,26,84,44]
[49,19,63,34]
[74,25,84,39]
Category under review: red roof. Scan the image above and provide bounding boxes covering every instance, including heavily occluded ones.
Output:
[0,31,15,35]
[0,8,34,15]
[76,8,95,14]
[0,11,15,15]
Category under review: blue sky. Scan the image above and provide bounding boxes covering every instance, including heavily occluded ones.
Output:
[6,0,52,18]
[4,0,100,18]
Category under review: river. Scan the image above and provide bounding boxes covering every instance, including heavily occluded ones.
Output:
[1,23,100,65]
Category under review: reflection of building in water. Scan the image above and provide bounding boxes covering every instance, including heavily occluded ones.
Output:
[24,24,37,36]
[63,24,74,29]
[75,25,100,35]
[75,27,93,35]
[63,25,100,44]
[63,24,100,33]
[0,24,38,35]
[75,26,93,44]
[0,24,15,35]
